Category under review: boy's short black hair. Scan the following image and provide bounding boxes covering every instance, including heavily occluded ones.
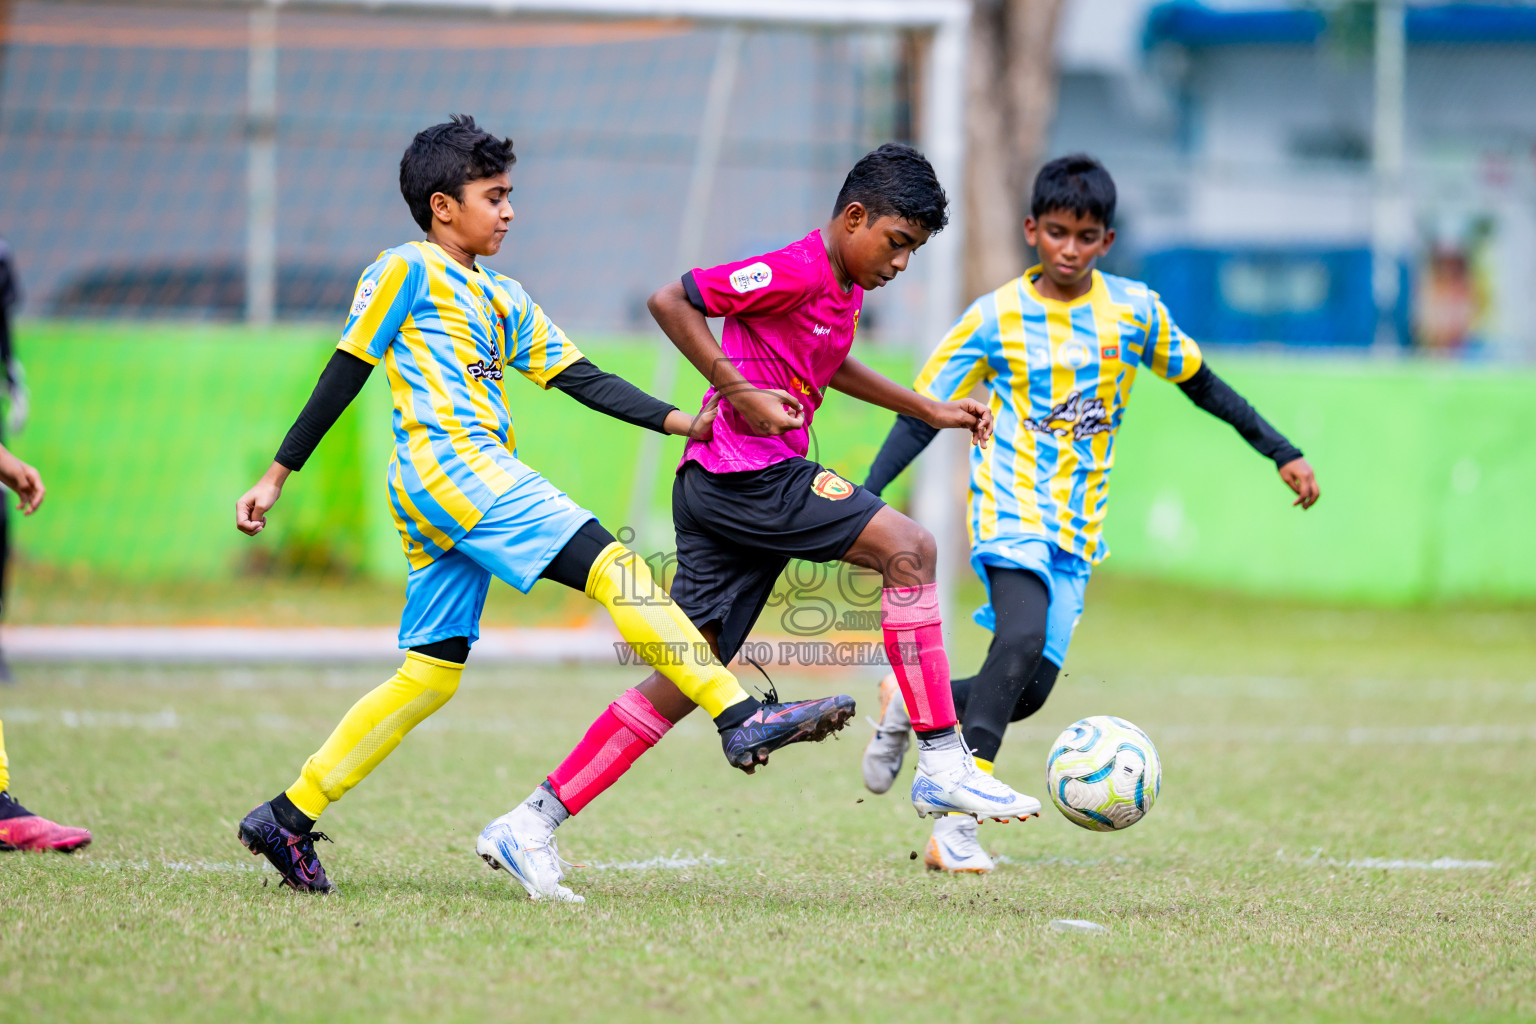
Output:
[399,114,517,232]
[833,143,949,234]
[1031,154,1117,228]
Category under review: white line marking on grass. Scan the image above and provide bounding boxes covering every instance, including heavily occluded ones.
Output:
[8,708,1534,747]
[993,854,1129,867]
[1279,848,1498,870]
[1006,723,1536,745]
[584,852,726,872]
[91,859,262,873]
[1050,919,1107,934]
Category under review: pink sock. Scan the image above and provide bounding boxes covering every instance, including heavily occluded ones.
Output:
[546,688,673,815]
[881,583,957,732]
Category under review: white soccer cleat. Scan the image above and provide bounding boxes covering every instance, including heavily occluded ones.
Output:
[924,814,996,874]
[910,748,1043,822]
[476,810,585,904]
[862,672,911,794]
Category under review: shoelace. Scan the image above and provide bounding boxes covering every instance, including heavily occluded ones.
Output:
[291,830,333,850]
[742,654,780,706]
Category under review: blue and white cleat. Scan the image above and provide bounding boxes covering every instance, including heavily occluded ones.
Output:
[476,809,584,904]
[910,749,1042,823]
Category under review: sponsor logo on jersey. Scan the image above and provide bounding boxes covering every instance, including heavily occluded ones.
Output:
[1058,340,1091,370]
[811,470,854,501]
[790,376,814,397]
[852,310,861,337]
[1101,345,1119,360]
[813,324,831,336]
[1022,390,1111,440]
[729,261,773,293]
[350,278,377,316]
[466,357,503,381]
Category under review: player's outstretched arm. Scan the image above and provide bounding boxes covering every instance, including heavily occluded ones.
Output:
[235,350,374,536]
[0,441,44,515]
[829,356,992,448]
[548,356,717,441]
[1176,362,1320,510]
[863,415,938,497]
[647,280,803,437]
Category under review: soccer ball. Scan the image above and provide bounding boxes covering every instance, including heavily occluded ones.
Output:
[1045,716,1161,831]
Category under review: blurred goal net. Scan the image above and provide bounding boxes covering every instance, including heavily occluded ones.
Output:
[0,0,970,612]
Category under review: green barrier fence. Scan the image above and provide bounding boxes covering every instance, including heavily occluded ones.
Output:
[13,322,1535,604]
[13,322,912,585]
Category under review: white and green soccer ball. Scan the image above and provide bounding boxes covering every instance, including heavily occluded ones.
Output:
[1045,716,1161,831]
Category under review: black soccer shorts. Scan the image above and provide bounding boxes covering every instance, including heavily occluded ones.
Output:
[670,457,886,666]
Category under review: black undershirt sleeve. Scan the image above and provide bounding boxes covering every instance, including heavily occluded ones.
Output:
[863,414,940,497]
[1176,363,1303,467]
[681,272,708,315]
[549,357,676,434]
[274,349,373,472]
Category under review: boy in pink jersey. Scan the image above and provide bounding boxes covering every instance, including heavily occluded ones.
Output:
[485,147,1043,898]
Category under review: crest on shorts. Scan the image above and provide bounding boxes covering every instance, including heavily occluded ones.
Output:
[812,470,854,501]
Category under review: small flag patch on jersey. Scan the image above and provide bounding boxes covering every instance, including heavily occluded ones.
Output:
[1101,345,1119,360]
[811,470,854,501]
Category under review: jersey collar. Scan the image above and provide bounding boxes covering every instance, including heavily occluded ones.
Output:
[416,239,486,276]
[1021,265,1102,309]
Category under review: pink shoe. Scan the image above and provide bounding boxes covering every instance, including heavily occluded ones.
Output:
[0,814,93,852]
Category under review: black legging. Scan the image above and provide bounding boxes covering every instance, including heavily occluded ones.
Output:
[950,566,1062,763]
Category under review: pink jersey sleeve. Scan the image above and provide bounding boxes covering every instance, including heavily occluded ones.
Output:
[689,247,818,318]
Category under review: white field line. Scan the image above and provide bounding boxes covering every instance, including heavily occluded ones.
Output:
[584,851,727,871]
[91,859,262,873]
[1279,848,1499,871]
[5,707,1534,745]
[3,625,620,664]
[1006,723,1536,745]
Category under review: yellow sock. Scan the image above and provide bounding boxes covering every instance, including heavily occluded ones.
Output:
[586,542,749,719]
[285,652,463,820]
[0,718,9,793]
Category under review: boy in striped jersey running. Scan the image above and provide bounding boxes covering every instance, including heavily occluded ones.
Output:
[860,154,1320,873]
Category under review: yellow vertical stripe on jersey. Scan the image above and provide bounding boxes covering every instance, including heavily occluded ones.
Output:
[915,304,988,401]
[1041,283,1083,554]
[994,282,1039,538]
[919,266,1202,567]
[338,254,412,365]
[407,267,517,499]
[336,240,585,570]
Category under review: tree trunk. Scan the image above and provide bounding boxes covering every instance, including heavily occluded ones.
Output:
[964,0,1021,301]
[962,0,1066,300]
[1005,0,1066,207]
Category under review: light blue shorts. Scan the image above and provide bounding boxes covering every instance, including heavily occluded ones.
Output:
[969,536,1092,667]
[397,471,595,649]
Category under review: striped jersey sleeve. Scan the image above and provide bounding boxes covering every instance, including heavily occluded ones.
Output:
[504,282,583,388]
[1136,294,1203,383]
[337,252,417,364]
[913,299,995,402]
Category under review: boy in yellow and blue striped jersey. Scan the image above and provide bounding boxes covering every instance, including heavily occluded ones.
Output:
[231,116,853,901]
[860,155,1320,873]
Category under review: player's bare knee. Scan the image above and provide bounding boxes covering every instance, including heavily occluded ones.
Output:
[882,522,935,586]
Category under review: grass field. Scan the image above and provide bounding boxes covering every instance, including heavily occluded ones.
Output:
[2,577,1535,1022]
